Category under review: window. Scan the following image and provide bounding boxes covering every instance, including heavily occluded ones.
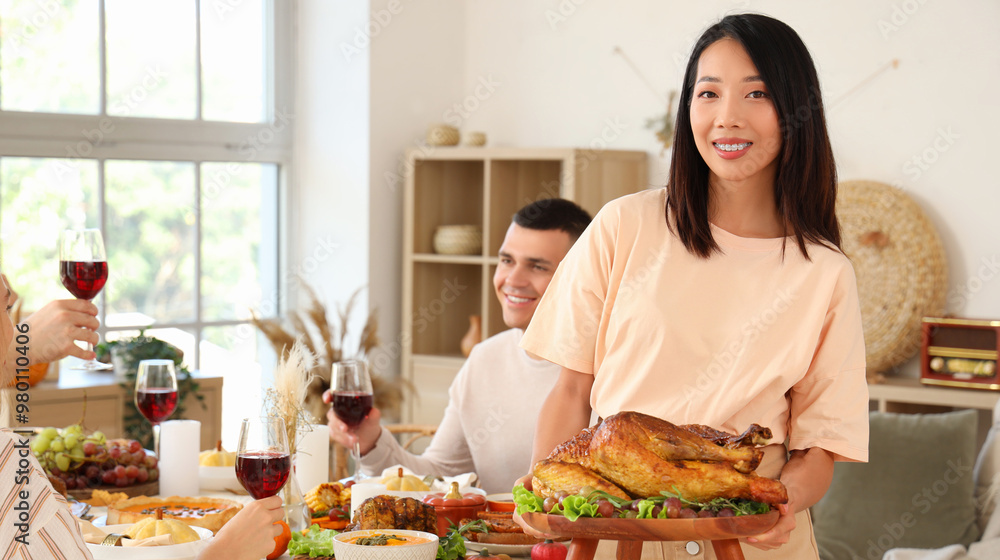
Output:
[0,0,293,444]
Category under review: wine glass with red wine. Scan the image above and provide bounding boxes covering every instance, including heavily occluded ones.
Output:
[236,416,291,499]
[331,360,373,482]
[59,228,111,370]
[134,359,178,460]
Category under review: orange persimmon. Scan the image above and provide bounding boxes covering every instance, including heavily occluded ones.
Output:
[267,520,291,560]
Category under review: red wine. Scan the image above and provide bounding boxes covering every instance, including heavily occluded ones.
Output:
[136,389,178,424]
[60,260,109,300]
[332,391,373,428]
[236,452,290,499]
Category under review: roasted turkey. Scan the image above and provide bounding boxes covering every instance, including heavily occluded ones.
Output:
[532,411,788,505]
[346,495,437,533]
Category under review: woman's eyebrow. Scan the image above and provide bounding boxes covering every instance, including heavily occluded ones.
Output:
[696,75,764,84]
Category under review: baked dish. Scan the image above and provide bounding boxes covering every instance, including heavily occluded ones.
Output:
[106,495,243,534]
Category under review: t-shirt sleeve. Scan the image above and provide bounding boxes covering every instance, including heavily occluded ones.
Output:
[787,260,869,463]
[520,203,618,374]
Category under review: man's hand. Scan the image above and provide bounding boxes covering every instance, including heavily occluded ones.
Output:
[322,389,382,455]
[20,299,100,363]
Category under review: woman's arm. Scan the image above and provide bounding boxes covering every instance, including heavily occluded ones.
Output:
[514,366,593,537]
[529,366,594,472]
[746,447,834,550]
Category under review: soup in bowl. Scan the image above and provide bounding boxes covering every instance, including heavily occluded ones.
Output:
[333,530,439,560]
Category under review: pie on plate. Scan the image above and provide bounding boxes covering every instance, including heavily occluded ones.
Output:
[106,495,242,534]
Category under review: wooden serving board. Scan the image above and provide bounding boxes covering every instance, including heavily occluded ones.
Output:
[521,511,780,560]
[520,510,779,541]
[68,480,158,501]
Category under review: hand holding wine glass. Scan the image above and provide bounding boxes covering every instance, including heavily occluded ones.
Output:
[134,359,178,459]
[58,228,111,370]
[330,360,373,482]
[236,417,291,499]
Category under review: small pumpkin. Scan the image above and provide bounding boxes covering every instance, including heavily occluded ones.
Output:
[380,467,430,491]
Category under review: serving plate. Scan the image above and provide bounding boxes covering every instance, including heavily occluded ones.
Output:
[86,524,212,560]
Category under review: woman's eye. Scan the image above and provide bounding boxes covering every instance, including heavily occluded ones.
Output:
[747,90,769,99]
[696,90,718,99]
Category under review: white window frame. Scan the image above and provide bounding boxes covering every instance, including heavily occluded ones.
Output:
[0,0,295,369]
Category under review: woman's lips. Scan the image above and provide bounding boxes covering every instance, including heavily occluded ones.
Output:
[712,140,753,160]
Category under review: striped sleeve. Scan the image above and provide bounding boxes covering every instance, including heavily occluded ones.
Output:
[0,430,93,560]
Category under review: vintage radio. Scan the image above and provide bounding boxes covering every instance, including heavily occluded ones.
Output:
[921,317,1000,391]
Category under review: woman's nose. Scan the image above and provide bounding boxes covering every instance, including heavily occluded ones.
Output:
[716,96,744,128]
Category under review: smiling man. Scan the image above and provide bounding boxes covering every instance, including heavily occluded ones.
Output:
[325,199,591,494]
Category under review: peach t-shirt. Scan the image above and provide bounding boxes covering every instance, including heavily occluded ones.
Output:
[521,188,869,463]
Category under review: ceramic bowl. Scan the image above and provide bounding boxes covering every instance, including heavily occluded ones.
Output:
[333,529,439,560]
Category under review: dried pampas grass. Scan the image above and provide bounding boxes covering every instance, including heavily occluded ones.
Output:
[263,339,317,456]
[251,283,409,425]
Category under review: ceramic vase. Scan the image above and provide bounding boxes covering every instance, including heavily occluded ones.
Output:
[460,315,482,357]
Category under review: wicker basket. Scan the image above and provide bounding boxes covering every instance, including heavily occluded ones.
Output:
[836,180,948,379]
[433,225,482,255]
[426,124,460,146]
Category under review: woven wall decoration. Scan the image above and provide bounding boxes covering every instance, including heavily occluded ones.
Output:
[836,180,948,378]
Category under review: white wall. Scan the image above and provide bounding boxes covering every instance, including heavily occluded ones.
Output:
[292,0,371,343]
[300,0,1000,379]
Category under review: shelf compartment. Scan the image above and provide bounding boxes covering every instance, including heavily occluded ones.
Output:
[410,262,483,356]
[488,159,564,255]
[407,355,467,425]
[412,159,485,255]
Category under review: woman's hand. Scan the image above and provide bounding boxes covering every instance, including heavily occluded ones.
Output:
[511,473,561,540]
[197,495,284,560]
[322,389,382,455]
[744,502,795,550]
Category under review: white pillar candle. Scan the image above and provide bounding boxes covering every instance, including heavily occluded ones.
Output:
[158,420,201,497]
[350,482,387,518]
[295,424,331,493]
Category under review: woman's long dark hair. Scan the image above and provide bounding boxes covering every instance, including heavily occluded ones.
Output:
[666,13,840,259]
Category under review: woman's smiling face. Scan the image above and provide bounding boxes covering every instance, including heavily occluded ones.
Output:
[689,38,782,187]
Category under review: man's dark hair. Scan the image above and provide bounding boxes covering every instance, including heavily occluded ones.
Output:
[513,198,592,241]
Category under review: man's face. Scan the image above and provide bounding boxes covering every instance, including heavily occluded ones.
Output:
[492,223,574,331]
